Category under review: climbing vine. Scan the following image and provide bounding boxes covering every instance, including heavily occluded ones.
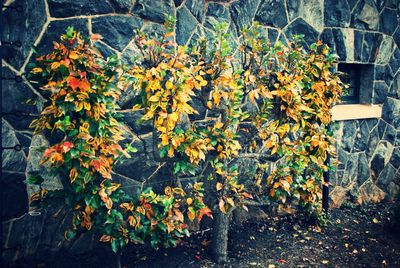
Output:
[27,19,344,263]
[28,27,210,254]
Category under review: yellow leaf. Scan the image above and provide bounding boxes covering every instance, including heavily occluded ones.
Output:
[219,199,226,213]
[69,168,78,183]
[165,80,173,90]
[169,112,179,122]
[148,95,159,102]
[69,51,79,60]
[51,62,60,70]
[214,122,224,129]
[31,67,43,73]
[161,134,169,146]
[213,91,221,106]
[372,218,380,224]
[226,197,235,207]
[186,197,193,205]
[84,102,91,111]
[207,101,213,109]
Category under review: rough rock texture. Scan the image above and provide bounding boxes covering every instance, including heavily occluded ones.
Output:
[92,15,143,51]
[2,0,400,262]
[255,0,288,28]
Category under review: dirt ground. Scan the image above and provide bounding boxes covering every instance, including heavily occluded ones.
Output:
[6,202,400,268]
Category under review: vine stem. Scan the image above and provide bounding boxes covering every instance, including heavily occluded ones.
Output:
[116,252,121,268]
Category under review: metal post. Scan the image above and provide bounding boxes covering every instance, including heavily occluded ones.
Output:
[322,123,332,212]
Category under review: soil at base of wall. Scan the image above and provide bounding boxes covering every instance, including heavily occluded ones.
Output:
[4,202,400,268]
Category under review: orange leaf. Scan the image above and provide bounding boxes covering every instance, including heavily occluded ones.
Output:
[216,182,223,191]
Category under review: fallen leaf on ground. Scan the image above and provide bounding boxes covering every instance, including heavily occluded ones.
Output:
[372,218,380,224]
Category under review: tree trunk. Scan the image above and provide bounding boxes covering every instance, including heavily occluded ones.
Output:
[211,209,230,263]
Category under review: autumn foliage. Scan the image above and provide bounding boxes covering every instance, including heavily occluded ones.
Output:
[28,20,344,258]
[28,27,210,253]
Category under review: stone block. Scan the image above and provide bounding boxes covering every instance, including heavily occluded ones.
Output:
[376,35,394,65]
[92,15,142,51]
[341,120,357,152]
[382,98,400,123]
[230,0,261,32]
[284,18,318,48]
[205,2,230,29]
[357,180,385,204]
[255,0,288,28]
[380,7,398,35]
[176,7,197,45]
[354,121,369,152]
[371,140,394,178]
[185,0,205,22]
[373,81,389,104]
[133,0,174,23]
[48,0,113,17]
[286,0,323,32]
[324,0,351,27]
[358,153,371,185]
[352,0,380,30]
[2,67,41,130]
[330,185,349,208]
[2,119,27,172]
[1,0,46,69]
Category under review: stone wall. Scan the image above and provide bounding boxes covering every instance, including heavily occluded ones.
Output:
[2,0,400,261]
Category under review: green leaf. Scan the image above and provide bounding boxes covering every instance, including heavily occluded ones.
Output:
[26,174,44,185]
[111,239,119,253]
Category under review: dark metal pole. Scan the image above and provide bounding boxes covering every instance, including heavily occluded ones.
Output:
[322,123,332,213]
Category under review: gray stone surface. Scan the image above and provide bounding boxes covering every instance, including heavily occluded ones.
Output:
[1,0,47,69]
[2,67,41,130]
[133,0,174,23]
[382,98,400,123]
[354,121,369,152]
[284,18,319,48]
[48,0,114,17]
[358,153,371,184]
[374,81,389,104]
[205,2,230,29]
[286,0,324,32]
[342,120,357,152]
[390,73,400,98]
[332,29,346,60]
[366,126,380,158]
[230,0,261,32]
[92,15,143,51]
[371,141,394,178]
[377,164,397,188]
[185,0,205,22]
[354,0,380,30]
[376,36,394,65]
[255,0,288,28]
[324,0,351,27]
[176,7,197,45]
[380,8,398,35]
[109,0,135,13]
[2,119,26,173]
[354,30,364,61]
